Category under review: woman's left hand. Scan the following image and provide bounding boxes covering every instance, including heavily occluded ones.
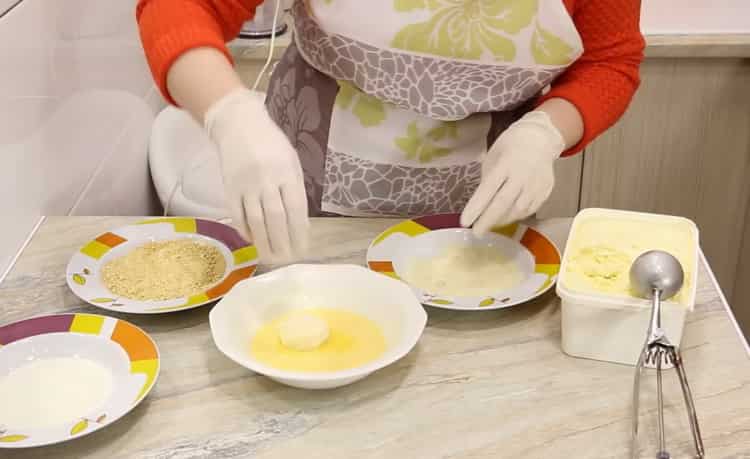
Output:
[460,111,566,235]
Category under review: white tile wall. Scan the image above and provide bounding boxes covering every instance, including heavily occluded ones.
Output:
[0,0,161,280]
[641,0,750,35]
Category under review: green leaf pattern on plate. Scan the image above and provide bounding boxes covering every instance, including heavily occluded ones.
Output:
[70,419,88,436]
[479,297,495,307]
[89,297,124,307]
[0,434,28,443]
[431,299,454,305]
[69,413,107,437]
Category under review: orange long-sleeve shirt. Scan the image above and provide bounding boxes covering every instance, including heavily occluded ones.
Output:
[136,0,644,155]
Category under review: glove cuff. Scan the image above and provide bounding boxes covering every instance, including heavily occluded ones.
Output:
[203,87,266,140]
[498,110,566,160]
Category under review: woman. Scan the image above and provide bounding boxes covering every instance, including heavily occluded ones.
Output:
[137,0,644,263]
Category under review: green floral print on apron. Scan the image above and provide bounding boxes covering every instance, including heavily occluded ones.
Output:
[265,0,583,217]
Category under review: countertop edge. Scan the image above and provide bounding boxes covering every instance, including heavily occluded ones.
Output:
[0,215,44,286]
[700,249,750,357]
[229,31,750,60]
[645,33,750,58]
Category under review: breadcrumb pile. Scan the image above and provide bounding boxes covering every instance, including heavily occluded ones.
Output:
[101,239,225,301]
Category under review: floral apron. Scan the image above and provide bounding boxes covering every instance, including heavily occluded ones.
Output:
[266,0,583,217]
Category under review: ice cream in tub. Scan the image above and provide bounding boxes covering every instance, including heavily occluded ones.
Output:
[557,208,699,365]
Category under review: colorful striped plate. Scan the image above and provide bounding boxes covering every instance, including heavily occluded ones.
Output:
[66,218,258,314]
[0,313,159,448]
[366,214,560,310]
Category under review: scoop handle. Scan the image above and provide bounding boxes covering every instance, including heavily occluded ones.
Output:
[673,350,705,458]
[647,288,663,339]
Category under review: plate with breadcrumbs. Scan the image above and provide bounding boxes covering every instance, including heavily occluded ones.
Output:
[66,218,258,314]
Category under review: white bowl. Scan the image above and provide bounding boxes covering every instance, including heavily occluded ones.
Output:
[209,264,427,389]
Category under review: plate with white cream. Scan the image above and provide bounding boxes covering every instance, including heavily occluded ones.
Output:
[367,214,560,310]
[0,313,159,448]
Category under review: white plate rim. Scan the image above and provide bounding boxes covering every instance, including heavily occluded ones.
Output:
[65,217,258,314]
[0,312,160,448]
[366,214,561,311]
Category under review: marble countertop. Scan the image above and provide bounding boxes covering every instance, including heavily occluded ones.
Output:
[2,216,750,458]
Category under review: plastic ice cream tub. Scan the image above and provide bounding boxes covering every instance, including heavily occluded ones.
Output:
[557,208,699,365]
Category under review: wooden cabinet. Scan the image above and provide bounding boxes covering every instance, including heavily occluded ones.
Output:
[735,207,750,340]
[537,154,582,219]
[581,57,750,299]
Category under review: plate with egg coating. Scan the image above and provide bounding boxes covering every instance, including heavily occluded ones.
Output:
[366,214,560,310]
[0,313,159,448]
[66,217,258,314]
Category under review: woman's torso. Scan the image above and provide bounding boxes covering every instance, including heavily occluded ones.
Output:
[265,0,583,217]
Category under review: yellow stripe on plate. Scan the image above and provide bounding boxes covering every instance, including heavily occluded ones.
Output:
[372,220,429,246]
[138,218,197,233]
[491,222,519,239]
[233,246,258,264]
[130,359,159,402]
[80,240,111,259]
[70,314,105,335]
[535,263,560,293]
[149,293,210,312]
[183,293,210,307]
[536,264,560,276]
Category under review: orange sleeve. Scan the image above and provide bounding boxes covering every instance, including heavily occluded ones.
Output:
[540,0,645,156]
[136,0,263,104]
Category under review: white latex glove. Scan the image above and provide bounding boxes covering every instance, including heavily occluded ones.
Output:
[204,87,309,263]
[460,111,565,236]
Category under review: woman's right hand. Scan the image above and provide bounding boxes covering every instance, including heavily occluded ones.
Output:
[204,88,309,264]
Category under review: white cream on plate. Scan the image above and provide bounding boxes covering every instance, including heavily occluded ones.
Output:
[404,244,523,297]
[0,357,114,429]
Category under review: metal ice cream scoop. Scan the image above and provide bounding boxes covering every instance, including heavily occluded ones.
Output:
[630,250,704,459]
[630,250,684,304]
